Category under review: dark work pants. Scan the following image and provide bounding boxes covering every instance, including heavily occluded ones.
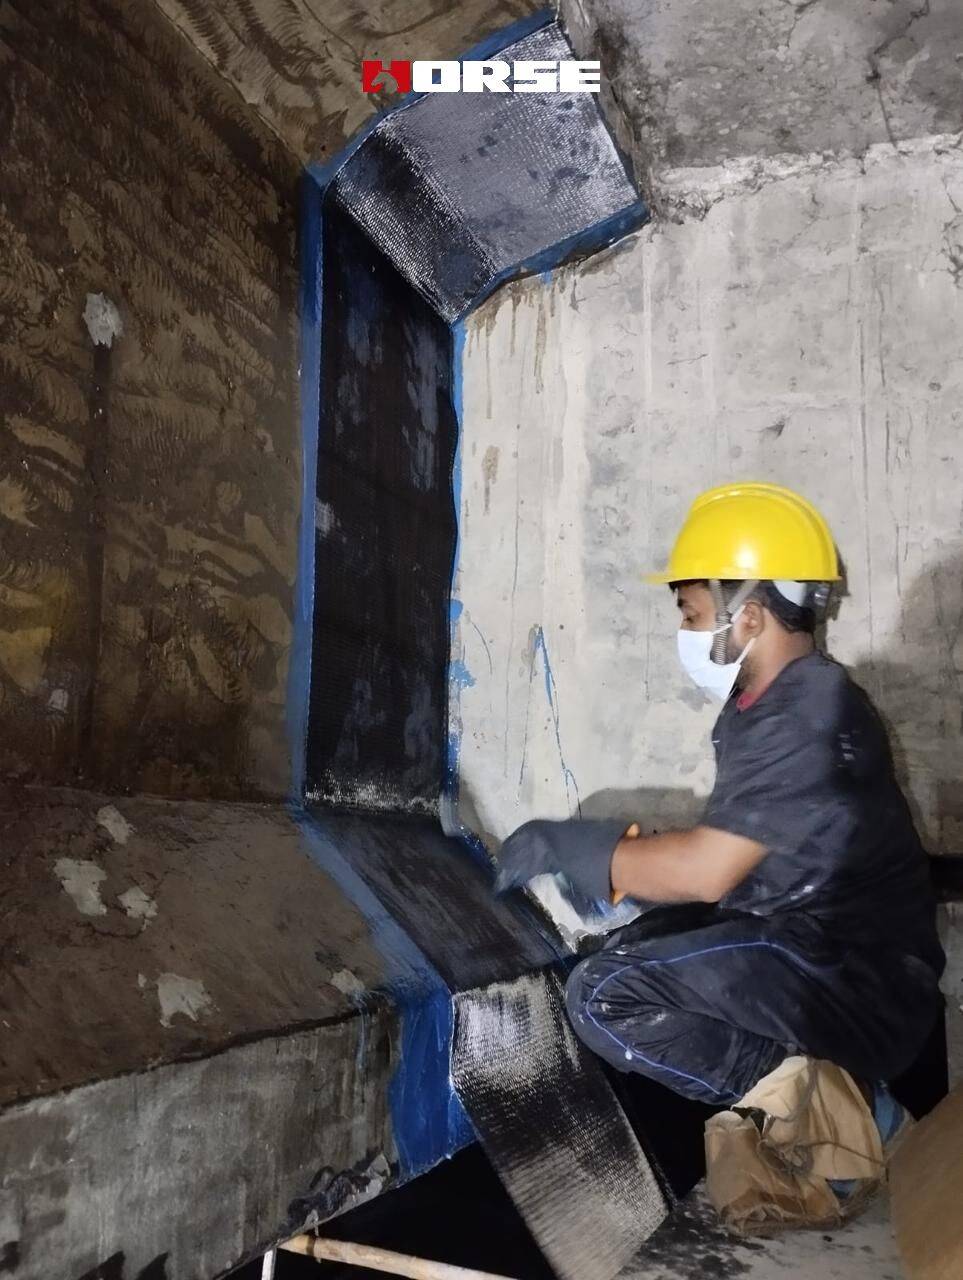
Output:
[565,908,942,1105]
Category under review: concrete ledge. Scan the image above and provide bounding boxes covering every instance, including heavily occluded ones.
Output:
[0,1014,396,1279]
[0,786,559,1279]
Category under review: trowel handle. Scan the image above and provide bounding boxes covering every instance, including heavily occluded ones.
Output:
[611,822,641,905]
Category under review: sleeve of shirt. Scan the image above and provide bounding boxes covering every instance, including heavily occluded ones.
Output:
[702,708,820,851]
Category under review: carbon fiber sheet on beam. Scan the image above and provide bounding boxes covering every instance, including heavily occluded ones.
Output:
[453,972,668,1280]
[308,205,457,811]
[330,22,642,321]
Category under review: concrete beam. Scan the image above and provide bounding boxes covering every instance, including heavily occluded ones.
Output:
[561,0,963,209]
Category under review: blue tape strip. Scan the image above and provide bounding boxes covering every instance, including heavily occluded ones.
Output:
[388,988,475,1173]
[285,174,324,802]
[294,808,474,1175]
[442,321,492,866]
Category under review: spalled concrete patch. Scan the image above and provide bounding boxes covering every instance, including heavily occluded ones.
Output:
[118,886,157,925]
[96,804,134,846]
[53,859,107,917]
[156,973,214,1027]
[330,968,365,998]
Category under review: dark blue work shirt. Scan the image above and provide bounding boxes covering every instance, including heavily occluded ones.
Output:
[704,652,944,977]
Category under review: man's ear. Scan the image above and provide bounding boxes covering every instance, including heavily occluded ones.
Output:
[741,599,766,635]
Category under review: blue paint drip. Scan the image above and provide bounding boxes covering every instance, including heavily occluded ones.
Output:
[444,321,468,806]
[530,625,581,817]
[285,174,324,802]
[294,807,473,1175]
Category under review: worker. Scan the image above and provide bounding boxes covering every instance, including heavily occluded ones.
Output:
[496,482,944,1120]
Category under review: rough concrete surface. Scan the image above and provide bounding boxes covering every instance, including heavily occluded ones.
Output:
[0,1011,396,1280]
[454,135,963,859]
[941,904,963,1087]
[153,0,541,163]
[0,785,385,1105]
[0,0,302,798]
[564,0,963,201]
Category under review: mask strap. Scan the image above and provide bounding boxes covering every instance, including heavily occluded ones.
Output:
[709,579,758,664]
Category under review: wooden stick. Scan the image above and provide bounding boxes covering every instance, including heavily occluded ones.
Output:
[278,1235,518,1280]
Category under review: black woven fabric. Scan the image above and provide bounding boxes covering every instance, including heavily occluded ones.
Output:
[330,22,643,321]
[307,204,456,811]
[452,971,667,1280]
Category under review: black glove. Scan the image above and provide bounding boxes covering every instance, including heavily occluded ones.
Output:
[494,818,628,906]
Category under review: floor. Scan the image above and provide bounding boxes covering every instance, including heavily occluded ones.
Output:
[237,1152,906,1280]
[620,1185,904,1280]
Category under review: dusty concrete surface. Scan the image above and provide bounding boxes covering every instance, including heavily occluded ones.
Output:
[941,904,963,1087]
[153,0,542,163]
[0,1012,397,1280]
[564,0,963,202]
[0,785,388,1105]
[454,134,963,860]
[618,1184,904,1279]
[0,786,563,1278]
[0,0,301,799]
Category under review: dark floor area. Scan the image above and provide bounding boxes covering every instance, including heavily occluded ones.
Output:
[231,1144,552,1280]
[229,1067,714,1280]
[229,1014,946,1279]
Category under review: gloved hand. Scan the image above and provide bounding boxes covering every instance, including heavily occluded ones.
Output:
[494,817,629,906]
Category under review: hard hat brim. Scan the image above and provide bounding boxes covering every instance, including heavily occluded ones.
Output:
[643,569,841,585]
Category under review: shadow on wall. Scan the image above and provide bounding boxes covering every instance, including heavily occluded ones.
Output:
[839,552,963,855]
[581,786,703,832]
[456,778,704,853]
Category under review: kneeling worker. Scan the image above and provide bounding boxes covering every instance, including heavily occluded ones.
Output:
[497,482,944,1120]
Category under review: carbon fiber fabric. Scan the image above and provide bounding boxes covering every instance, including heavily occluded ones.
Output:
[330,22,641,321]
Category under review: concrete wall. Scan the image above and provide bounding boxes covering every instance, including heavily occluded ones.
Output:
[0,0,301,798]
[0,0,538,803]
[1,1015,397,1280]
[154,0,541,163]
[563,0,963,202]
[452,133,963,858]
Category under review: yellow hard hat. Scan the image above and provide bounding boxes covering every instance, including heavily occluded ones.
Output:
[645,482,840,584]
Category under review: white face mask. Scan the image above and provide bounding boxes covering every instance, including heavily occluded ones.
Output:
[676,608,754,702]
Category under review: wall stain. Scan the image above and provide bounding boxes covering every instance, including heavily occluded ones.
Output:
[0,0,302,798]
[481,445,499,514]
[153,0,541,163]
[0,1242,20,1274]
